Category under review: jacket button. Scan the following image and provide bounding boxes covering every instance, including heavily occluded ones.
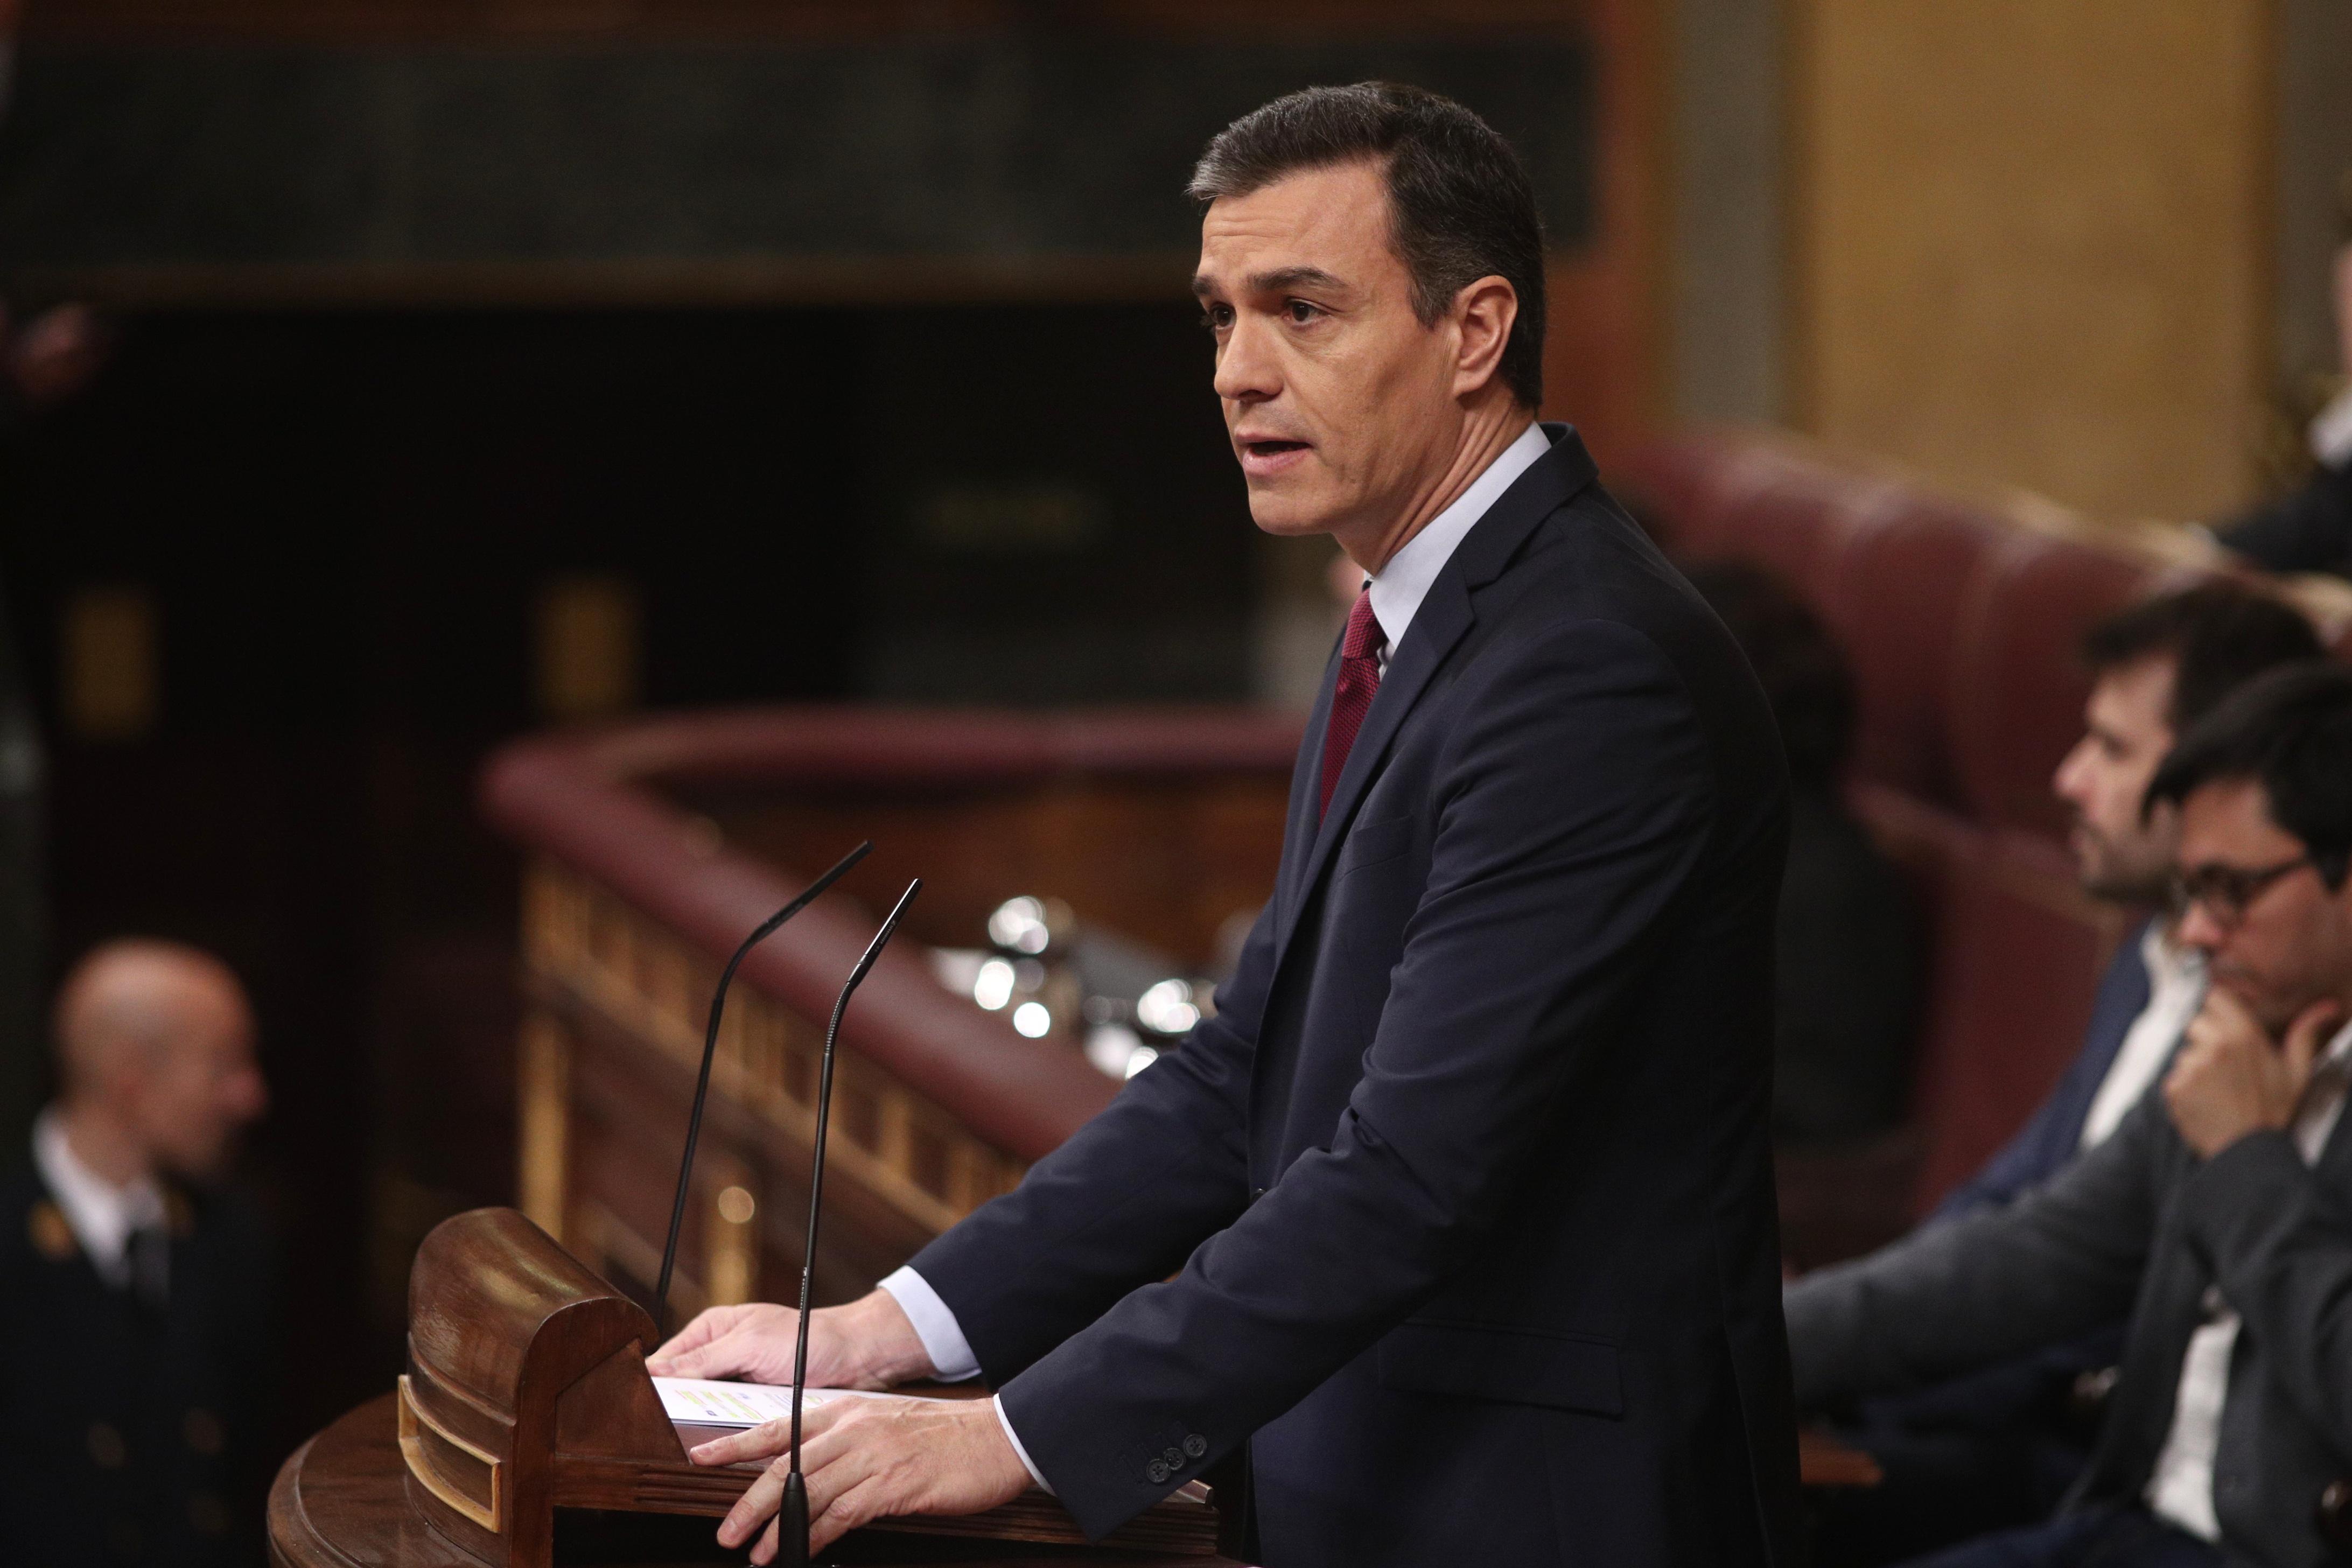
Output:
[1146,1460,1170,1483]
[1163,1446,1184,1466]
[1183,1434,1207,1458]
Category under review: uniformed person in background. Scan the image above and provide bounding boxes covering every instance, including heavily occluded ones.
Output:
[0,940,275,1566]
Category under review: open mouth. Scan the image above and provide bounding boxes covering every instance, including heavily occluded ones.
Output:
[1237,438,1312,477]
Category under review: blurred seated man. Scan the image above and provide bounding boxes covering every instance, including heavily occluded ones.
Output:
[1789,661,2352,1567]
[0,940,274,1568]
[1687,560,1923,1145]
[1809,583,2322,1567]
[2217,172,2351,575]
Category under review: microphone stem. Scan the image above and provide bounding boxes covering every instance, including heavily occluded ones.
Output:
[652,840,871,1342]
[789,879,922,1492]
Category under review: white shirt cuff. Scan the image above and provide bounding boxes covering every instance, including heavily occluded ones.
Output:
[993,1395,1053,1494]
[875,1266,981,1383]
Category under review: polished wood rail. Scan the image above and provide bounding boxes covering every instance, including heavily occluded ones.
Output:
[481,706,1301,1314]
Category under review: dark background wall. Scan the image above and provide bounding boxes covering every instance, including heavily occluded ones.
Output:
[0,297,1249,1435]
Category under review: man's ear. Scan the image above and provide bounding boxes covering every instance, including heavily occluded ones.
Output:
[1449,276,1519,400]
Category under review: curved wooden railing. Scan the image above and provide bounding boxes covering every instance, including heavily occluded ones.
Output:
[479,706,1301,1316]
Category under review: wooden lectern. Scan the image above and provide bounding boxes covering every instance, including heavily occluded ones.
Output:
[269,1207,1238,1567]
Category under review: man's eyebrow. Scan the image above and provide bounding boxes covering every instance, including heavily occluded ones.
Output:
[1248,265,1347,295]
[1190,265,1350,299]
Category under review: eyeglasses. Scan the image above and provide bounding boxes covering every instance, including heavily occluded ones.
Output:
[2169,854,2314,928]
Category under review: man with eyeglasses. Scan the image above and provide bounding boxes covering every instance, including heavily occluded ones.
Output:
[1812,584,2321,1568]
[1786,661,2352,1567]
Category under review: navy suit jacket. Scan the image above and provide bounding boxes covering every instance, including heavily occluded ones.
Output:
[908,428,1802,1567]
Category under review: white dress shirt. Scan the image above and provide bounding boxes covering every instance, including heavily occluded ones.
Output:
[880,419,1557,1492]
[2079,925,2206,1151]
[2143,1016,2352,1540]
[31,1105,168,1291]
[1362,421,1555,673]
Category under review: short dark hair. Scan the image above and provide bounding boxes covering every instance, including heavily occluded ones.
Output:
[1684,560,1854,789]
[1188,82,1548,408]
[2081,580,2324,734]
[2147,662,2352,890]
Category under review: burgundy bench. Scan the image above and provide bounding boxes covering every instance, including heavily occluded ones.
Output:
[1620,430,2352,1264]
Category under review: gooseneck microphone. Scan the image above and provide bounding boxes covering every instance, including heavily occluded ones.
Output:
[653,841,873,1340]
[782,877,922,1568]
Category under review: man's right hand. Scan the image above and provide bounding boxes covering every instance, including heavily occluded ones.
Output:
[646,1290,936,1391]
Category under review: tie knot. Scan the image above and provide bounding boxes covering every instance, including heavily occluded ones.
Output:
[1341,589,1384,662]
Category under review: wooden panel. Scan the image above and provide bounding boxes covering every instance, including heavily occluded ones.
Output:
[1793,0,2270,521]
[524,860,1030,1304]
[712,776,1290,969]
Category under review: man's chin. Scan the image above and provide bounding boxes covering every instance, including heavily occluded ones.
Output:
[1244,488,1339,538]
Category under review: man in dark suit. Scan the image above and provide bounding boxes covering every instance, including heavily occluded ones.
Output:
[1789,662,2352,1568]
[0,939,276,1567]
[654,83,1800,1567]
[1812,584,2324,1566]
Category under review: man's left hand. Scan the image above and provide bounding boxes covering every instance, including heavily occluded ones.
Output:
[689,1395,1031,1563]
[2164,988,2340,1158]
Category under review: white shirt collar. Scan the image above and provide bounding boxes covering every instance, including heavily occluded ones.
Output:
[1362,422,1553,664]
[31,1105,166,1285]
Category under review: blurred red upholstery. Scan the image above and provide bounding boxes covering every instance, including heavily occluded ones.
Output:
[1621,431,2194,1237]
[1947,536,2199,838]
[1821,497,2005,802]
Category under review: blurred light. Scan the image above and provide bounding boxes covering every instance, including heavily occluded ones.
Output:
[1136,978,1201,1037]
[930,948,986,996]
[973,958,1016,1011]
[715,1186,757,1225]
[1085,1024,1143,1077]
[1012,1002,1052,1038]
[988,896,1054,955]
[1124,1046,1160,1079]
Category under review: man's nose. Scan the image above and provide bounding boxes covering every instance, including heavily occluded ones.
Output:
[227,1069,268,1122]
[1213,315,1280,404]
[2175,899,2227,955]
[2052,741,2089,804]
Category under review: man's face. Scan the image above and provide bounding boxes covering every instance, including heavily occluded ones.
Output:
[2052,656,2178,901]
[2175,778,2352,1034]
[1193,160,1472,544]
[124,988,268,1183]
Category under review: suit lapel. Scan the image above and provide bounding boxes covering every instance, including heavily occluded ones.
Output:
[1269,424,1600,965]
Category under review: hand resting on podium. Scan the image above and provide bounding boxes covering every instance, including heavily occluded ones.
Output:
[647,1291,935,1389]
[648,1291,1030,1561]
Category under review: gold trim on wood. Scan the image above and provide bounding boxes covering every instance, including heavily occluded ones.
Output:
[517,1012,572,1241]
[520,858,1027,1250]
[705,1176,758,1307]
[396,1375,502,1534]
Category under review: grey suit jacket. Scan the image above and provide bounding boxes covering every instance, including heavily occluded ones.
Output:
[1785,1089,2352,1568]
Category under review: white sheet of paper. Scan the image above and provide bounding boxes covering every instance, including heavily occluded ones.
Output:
[652,1376,939,1428]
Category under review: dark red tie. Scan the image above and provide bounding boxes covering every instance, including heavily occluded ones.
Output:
[1320,589,1384,818]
